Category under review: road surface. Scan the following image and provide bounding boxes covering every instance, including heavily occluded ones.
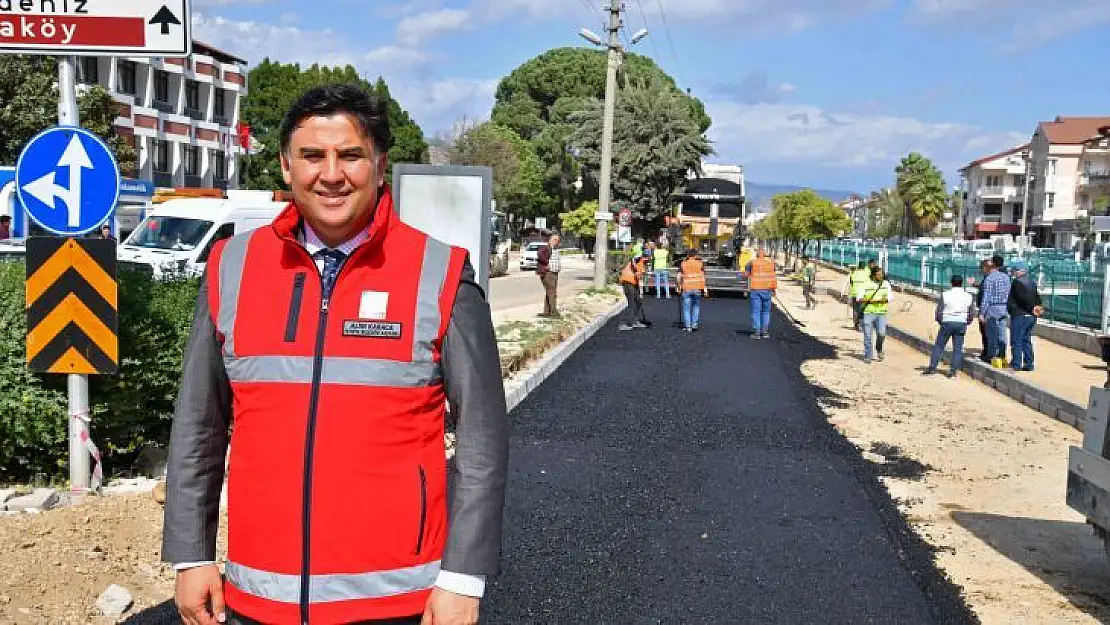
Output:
[482,296,975,623]
[488,253,596,324]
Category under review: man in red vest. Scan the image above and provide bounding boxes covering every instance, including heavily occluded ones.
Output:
[163,84,509,625]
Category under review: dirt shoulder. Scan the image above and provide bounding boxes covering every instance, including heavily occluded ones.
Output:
[0,291,622,625]
[774,277,1110,624]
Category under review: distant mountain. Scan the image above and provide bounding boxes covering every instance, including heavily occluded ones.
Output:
[746,182,860,211]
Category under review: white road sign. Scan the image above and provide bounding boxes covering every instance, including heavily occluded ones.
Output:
[0,1,191,56]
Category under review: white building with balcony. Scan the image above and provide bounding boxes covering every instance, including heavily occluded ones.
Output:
[957,144,1028,240]
[1079,129,1110,218]
[1027,116,1110,249]
[75,40,249,192]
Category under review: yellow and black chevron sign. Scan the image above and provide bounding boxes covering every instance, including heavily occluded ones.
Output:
[26,237,118,375]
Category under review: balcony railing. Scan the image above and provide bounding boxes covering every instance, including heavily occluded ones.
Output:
[976,215,1003,224]
[1081,170,1110,186]
[977,186,1023,199]
[152,172,173,188]
[152,100,175,114]
[213,114,230,127]
[184,107,203,120]
[213,178,229,191]
[184,175,203,188]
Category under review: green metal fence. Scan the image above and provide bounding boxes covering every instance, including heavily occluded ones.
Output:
[805,241,1108,330]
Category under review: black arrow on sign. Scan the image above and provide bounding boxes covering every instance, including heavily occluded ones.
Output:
[149,5,181,35]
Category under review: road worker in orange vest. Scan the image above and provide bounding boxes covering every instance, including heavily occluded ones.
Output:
[744,248,778,339]
[619,254,651,331]
[677,250,709,332]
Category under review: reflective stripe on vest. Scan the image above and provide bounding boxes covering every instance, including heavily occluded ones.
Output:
[216,234,451,386]
[225,560,440,605]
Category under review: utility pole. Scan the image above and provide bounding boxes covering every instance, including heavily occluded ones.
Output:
[57,55,91,493]
[592,0,622,288]
[1019,149,1033,258]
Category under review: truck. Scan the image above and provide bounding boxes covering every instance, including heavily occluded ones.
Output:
[117,191,286,279]
[668,163,750,294]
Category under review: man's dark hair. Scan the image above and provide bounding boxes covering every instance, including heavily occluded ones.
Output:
[951,275,964,287]
[857,261,867,269]
[279,83,391,155]
[980,259,991,269]
[0,215,10,223]
[990,254,1004,269]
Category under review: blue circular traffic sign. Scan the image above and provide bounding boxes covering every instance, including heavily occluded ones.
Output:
[15,126,121,236]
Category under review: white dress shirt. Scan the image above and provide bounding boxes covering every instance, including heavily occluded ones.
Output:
[174,222,486,599]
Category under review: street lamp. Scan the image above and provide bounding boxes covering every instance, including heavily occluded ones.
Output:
[578,1,650,288]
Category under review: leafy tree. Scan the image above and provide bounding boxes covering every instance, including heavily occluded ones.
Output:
[569,79,712,222]
[241,59,427,190]
[559,200,610,238]
[448,121,548,218]
[793,196,853,240]
[0,55,136,173]
[895,152,948,236]
[753,189,849,263]
[491,47,710,216]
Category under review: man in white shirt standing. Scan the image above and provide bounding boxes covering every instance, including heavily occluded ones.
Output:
[923,274,975,378]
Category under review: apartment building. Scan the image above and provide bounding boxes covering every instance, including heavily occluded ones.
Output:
[1027,116,1110,249]
[75,40,249,192]
[1078,127,1110,217]
[957,144,1028,240]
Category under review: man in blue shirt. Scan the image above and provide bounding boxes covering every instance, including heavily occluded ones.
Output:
[979,254,1011,368]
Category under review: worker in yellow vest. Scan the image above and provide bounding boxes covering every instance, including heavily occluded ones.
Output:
[859,265,894,362]
[678,251,709,332]
[744,248,778,339]
[845,261,872,330]
[618,255,651,331]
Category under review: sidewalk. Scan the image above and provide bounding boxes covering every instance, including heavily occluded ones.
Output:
[797,261,1105,412]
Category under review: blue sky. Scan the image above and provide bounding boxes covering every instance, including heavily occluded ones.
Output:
[192,0,1110,193]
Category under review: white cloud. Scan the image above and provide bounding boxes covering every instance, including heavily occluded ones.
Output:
[190,11,494,134]
[705,100,1026,180]
[396,8,472,45]
[908,0,1110,51]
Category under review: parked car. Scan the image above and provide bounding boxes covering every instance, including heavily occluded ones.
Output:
[519,241,544,270]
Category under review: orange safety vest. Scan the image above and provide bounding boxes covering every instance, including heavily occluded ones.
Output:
[619,259,639,285]
[209,186,469,624]
[748,257,777,291]
[680,258,706,291]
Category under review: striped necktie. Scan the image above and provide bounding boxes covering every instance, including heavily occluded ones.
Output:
[317,249,347,300]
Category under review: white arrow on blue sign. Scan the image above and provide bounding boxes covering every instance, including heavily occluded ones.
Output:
[15,127,121,237]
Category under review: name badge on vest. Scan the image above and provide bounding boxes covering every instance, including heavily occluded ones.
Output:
[343,320,403,339]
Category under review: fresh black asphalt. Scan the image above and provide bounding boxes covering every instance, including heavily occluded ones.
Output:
[482,295,977,624]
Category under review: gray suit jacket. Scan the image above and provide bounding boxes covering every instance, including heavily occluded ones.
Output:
[161,258,510,576]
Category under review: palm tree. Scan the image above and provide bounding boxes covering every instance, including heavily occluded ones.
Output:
[896,153,949,236]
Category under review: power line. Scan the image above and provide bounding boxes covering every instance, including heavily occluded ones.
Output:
[652,0,683,87]
[632,0,663,72]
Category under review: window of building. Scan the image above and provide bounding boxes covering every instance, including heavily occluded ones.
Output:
[118,61,137,95]
[985,175,1001,187]
[153,140,170,172]
[184,146,200,176]
[983,204,1002,215]
[1013,175,1025,188]
[185,81,200,114]
[1047,192,1056,209]
[1047,159,1058,177]
[213,89,226,118]
[154,70,170,104]
[78,58,98,85]
[1012,205,1023,222]
[213,151,227,180]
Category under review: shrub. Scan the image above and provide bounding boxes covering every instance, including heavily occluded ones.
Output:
[0,260,199,482]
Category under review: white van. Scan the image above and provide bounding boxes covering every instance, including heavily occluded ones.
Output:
[118,191,286,278]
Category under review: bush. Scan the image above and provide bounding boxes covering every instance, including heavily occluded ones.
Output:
[0,261,199,482]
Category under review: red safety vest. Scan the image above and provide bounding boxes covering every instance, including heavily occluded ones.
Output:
[208,186,468,624]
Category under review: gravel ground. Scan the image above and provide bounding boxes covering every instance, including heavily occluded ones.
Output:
[772,279,1110,624]
[482,294,976,624]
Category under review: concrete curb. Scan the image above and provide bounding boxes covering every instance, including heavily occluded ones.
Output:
[504,298,625,412]
[815,286,1088,431]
